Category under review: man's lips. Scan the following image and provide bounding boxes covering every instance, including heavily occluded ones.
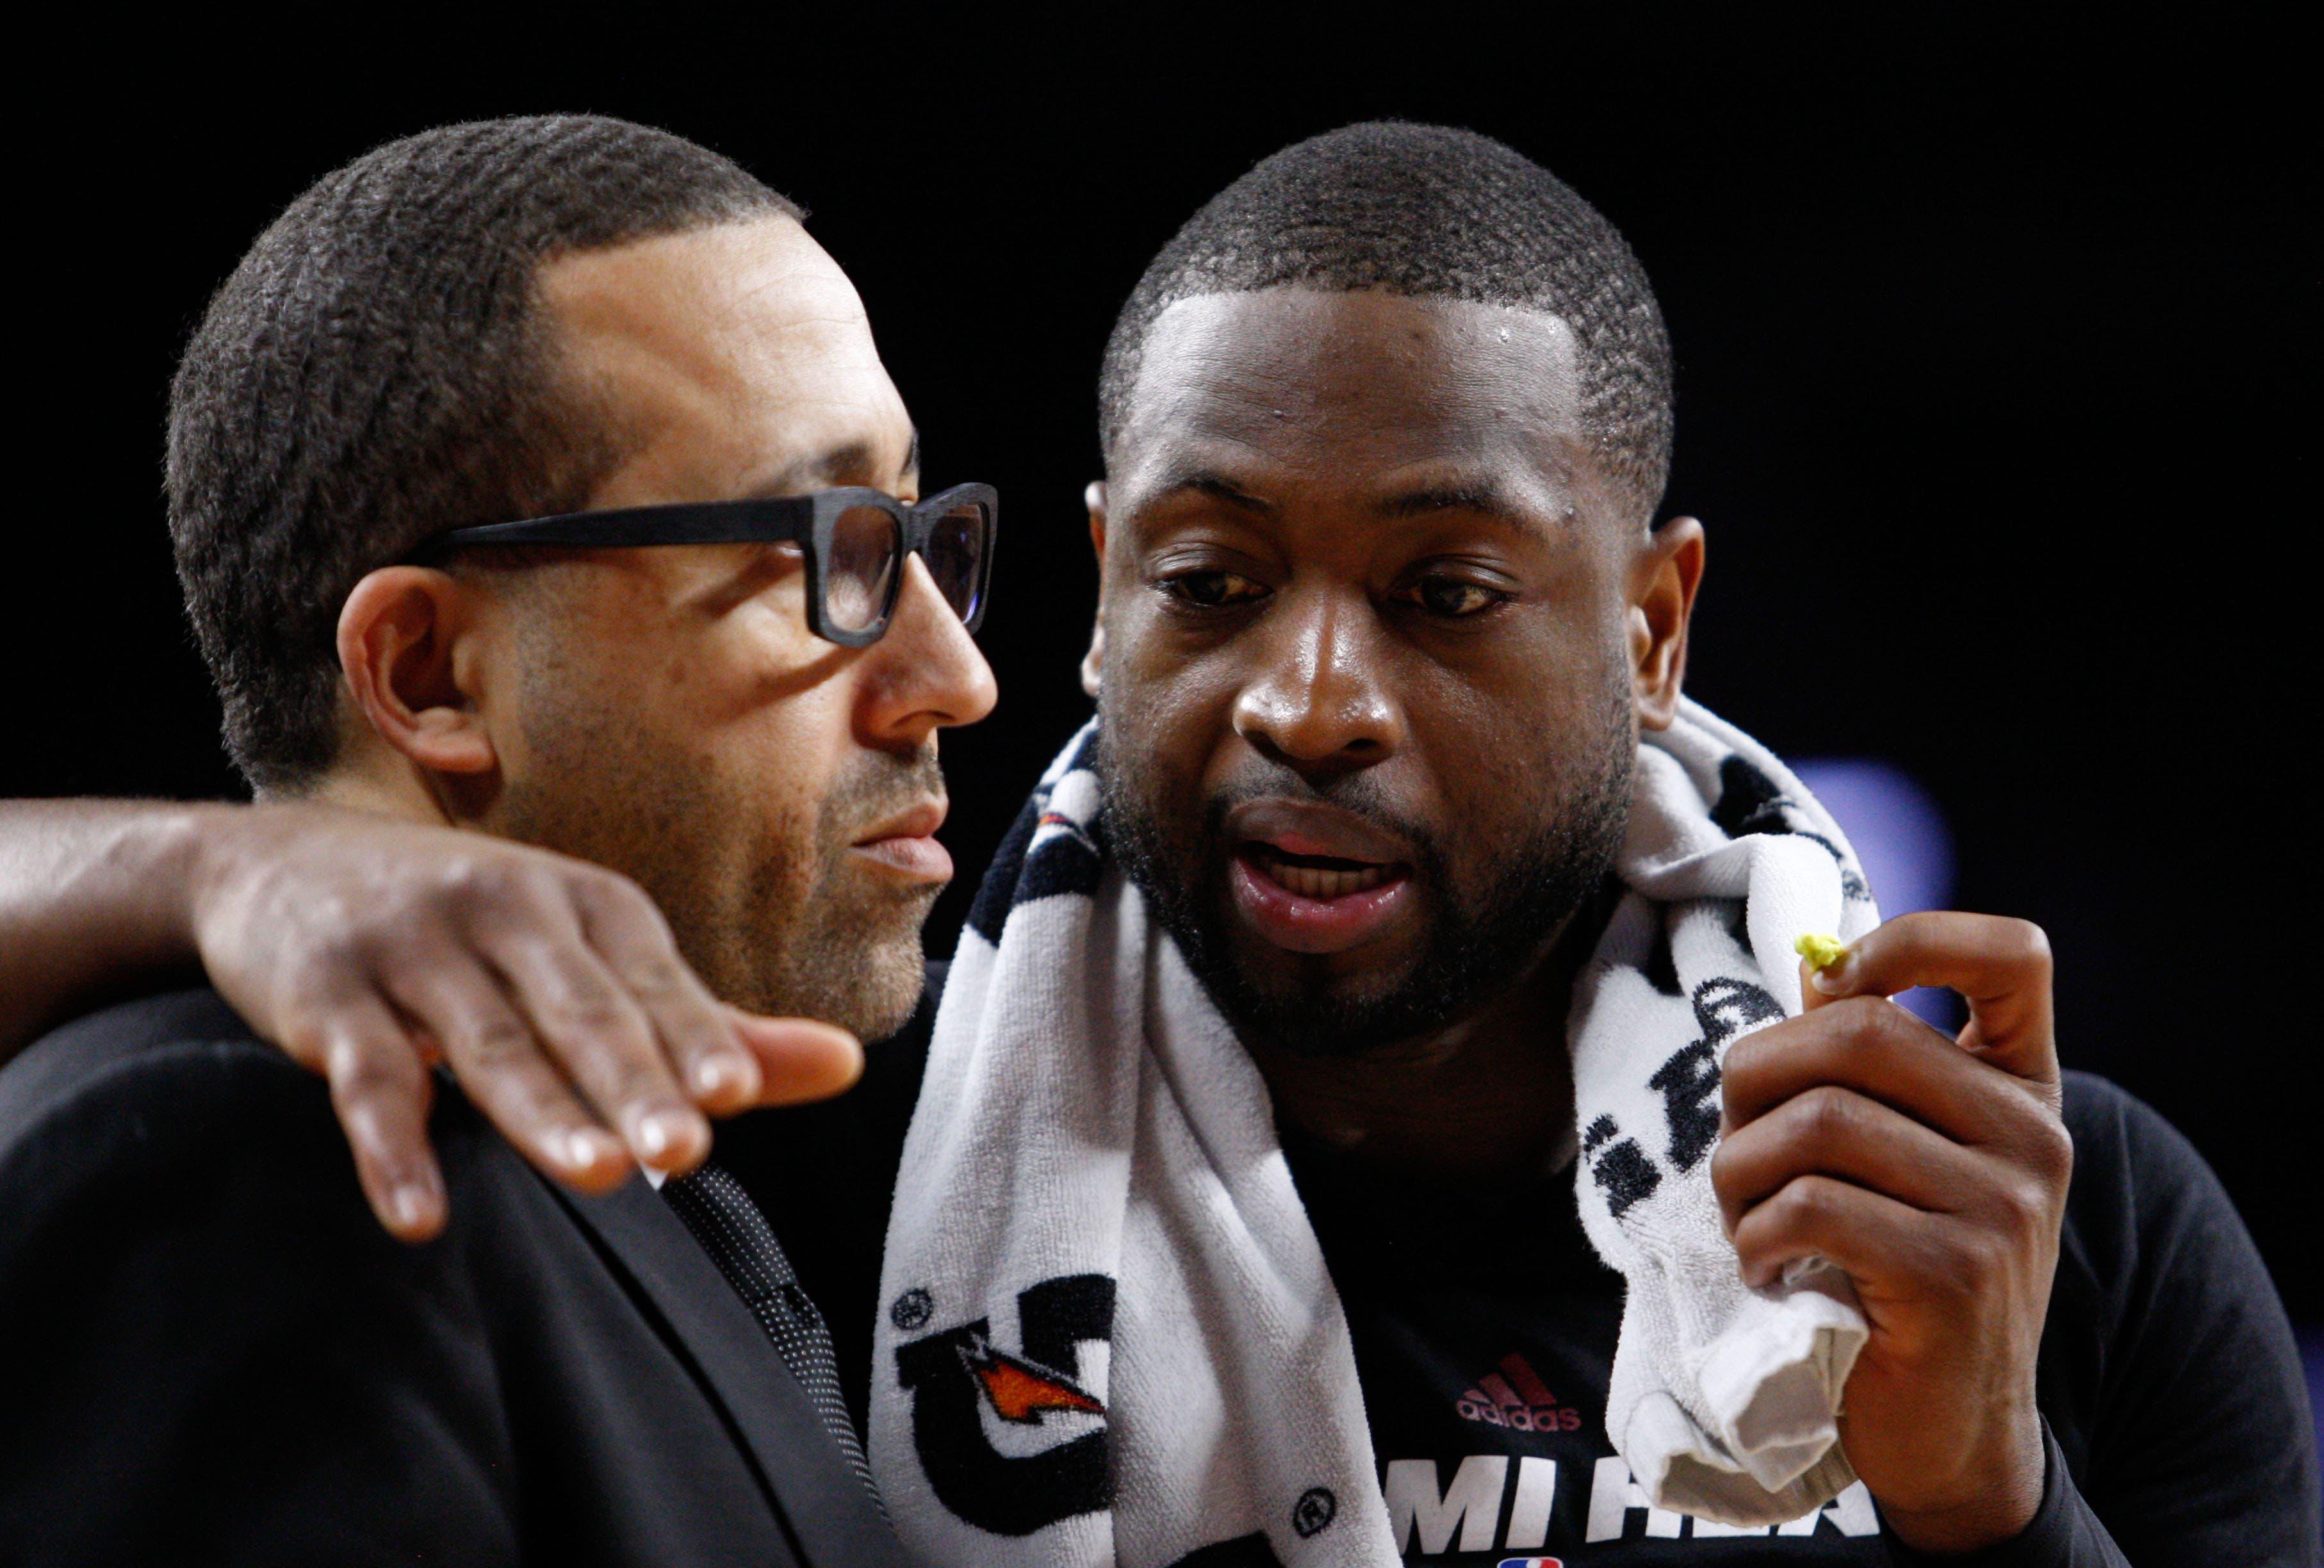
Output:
[852,801,953,883]
[1223,799,1418,955]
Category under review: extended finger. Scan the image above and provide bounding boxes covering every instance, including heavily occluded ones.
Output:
[379,952,632,1193]
[1804,912,2056,1092]
[474,894,710,1175]
[308,990,445,1243]
[1711,1082,1990,1237]
[722,1007,863,1106]
[571,876,764,1116]
[1723,997,2052,1151]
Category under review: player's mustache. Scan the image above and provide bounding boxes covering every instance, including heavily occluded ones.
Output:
[1195,765,1444,873]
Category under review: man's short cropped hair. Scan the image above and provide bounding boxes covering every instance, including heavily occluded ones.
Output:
[168,114,800,792]
[1097,121,1674,528]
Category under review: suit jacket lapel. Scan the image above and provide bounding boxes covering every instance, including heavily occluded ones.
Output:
[547,1172,906,1567]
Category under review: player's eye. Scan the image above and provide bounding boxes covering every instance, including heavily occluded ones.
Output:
[1159,569,1269,608]
[1403,574,1512,619]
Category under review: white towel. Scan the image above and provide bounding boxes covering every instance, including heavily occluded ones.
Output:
[869,699,1878,1565]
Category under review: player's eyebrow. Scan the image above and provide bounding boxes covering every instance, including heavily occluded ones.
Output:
[1377,480,1536,528]
[1145,469,1276,514]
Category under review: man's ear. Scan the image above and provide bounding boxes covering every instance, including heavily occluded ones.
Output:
[1628,516,1705,731]
[336,566,500,777]
[1081,480,1108,700]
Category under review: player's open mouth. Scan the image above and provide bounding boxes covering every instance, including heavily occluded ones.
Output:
[1243,843,1395,899]
[1224,808,1419,956]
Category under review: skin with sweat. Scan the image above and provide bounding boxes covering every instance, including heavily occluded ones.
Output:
[1088,287,2060,1551]
[1092,288,1697,1182]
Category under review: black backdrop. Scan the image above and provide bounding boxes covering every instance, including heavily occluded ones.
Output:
[10,16,2310,1321]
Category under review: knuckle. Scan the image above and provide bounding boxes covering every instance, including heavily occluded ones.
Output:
[2025,1112,2075,1180]
[545,993,635,1041]
[434,853,492,904]
[459,1017,541,1070]
[578,863,661,919]
[2005,919,2053,972]
[605,1055,678,1104]
[1860,999,1930,1054]
[330,1053,413,1106]
[1708,1141,1741,1200]
[1997,1177,2052,1234]
[1945,1221,2007,1280]
[273,1016,334,1069]
[1922,1230,1984,1296]
[1794,1084,1855,1142]
[613,961,687,1007]
[1772,1176,1833,1232]
[511,1084,584,1131]
[1721,1031,1771,1087]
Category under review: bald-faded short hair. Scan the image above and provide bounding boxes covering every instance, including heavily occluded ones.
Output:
[1099,120,1673,528]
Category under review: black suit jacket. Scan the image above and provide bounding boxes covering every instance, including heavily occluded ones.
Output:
[0,989,907,1567]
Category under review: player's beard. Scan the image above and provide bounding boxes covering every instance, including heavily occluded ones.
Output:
[1101,678,1635,1059]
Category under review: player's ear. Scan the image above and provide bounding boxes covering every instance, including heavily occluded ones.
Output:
[1628,516,1704,731]
[1081,480,1108,699]
[336,566,500,777]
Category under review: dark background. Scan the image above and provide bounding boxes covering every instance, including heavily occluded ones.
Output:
[10,15,2310,1331]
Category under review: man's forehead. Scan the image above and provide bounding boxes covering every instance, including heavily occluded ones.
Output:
[1115,290,1585,491]
[539,216,915,501]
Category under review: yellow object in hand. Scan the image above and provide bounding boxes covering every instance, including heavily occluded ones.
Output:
[1794,933,1850,971]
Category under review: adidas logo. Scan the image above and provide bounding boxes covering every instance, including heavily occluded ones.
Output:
[1456,1353,1581,1433]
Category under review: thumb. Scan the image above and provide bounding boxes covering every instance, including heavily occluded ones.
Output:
[1800,911,2059,1100]
[721,1007,864,1106]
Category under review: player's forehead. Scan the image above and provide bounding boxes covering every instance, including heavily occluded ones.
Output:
[1111,290,1591,525]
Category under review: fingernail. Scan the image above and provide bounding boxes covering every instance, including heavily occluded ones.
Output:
[635,1113,672,1161]
[389,1184,434,1233]
[1810,952,1855,994]
[695,1053,753,1098]
[566,1128,619,1170]
[638,1109,700,1164]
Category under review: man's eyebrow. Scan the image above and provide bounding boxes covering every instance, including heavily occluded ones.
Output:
[1147,470,1275,514]
[748,426,921,497]
[1378,482,1530,522]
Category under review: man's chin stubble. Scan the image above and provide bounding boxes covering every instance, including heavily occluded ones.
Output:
[725,876,936,1041]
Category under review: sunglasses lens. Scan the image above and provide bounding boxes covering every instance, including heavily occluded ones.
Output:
[926,500,989,625]
[826,505,902,635]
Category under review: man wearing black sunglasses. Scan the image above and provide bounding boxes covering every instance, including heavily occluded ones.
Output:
[0,117,990,1565]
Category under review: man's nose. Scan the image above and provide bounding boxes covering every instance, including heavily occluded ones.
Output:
[855,553,999,745]
[1231,588,1402,776]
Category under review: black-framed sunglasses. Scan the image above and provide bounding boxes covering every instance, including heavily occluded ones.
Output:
[430,482,997,648]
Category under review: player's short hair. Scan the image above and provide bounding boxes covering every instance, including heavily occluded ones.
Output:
[168,114,799,790]
[1098,121,1673,527]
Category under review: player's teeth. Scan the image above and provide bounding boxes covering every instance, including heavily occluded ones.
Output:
[1270,859,1384,899]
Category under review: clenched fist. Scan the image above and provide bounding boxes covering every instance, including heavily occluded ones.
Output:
[1712,911,2070,1553]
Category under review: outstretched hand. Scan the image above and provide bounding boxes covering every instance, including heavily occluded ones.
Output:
[187,805,862,1242]
[1711,911,2070,1553]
